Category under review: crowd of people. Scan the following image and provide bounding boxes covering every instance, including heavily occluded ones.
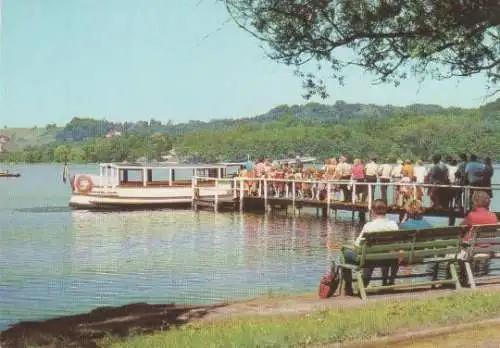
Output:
[237,154,495,210]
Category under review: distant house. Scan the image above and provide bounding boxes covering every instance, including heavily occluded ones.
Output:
[0,134,10,153]
[105,130,122,138]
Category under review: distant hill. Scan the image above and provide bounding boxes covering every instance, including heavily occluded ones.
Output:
[0,125,62,151]
[0,100,484,149]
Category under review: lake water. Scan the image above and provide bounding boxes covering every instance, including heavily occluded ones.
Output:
[1,164,499,330]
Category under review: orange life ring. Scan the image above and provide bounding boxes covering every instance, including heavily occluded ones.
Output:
[75,175,93,194]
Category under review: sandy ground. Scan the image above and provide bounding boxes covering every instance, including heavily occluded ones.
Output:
[2,284,500,348]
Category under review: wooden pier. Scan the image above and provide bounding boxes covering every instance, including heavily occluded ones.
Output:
[190,176,497,225]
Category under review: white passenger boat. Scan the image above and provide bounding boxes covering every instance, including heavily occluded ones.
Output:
[69,163,233,210]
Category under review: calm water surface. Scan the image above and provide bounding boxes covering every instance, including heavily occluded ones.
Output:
[0,164,499,330]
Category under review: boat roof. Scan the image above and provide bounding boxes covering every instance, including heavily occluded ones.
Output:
[101,162,229,170]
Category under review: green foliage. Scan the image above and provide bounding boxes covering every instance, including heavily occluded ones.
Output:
[224,0,500,98]
[1,100,499,163]
[104,291,500,348]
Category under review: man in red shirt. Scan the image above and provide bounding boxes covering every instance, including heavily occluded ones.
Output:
[460,190,498,242]
[459,190,498,282]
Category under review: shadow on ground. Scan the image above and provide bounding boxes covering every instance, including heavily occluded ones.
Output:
[0,302,226,348]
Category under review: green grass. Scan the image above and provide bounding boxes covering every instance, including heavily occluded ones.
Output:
[103,291,500,348]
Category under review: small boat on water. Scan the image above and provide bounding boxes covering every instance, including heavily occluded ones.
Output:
[0,171,21,178]
[69,162,233,210]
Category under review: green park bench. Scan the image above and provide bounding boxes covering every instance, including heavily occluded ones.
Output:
[463,223,500,289]
[338,226,467,300]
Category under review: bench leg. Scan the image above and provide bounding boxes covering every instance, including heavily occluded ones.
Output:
[464,261,476,289]
[449,262,462,290]
[356,272,367,300]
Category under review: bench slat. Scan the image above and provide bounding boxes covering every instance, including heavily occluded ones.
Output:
[366,240,459,253]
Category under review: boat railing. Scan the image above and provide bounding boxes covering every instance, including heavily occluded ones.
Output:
[193,176,500,215]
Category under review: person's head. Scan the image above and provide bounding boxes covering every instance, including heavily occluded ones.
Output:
[459,153,468,162]
[416,159,423,166]
[470,154,478,162]
[472,190,491,210]
[432,154,442,164]
[485,157,492,165]
[353,158,361,166]
[240,165,245,170]
[405,199,425,219]
[370,157,377,163]
[404,159,412,165]
[371,199,388,217]
[451,159,458,166]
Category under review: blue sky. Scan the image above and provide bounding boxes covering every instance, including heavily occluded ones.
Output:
[0,0,493,127]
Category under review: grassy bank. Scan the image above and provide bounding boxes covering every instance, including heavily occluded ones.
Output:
[103,291,500,348]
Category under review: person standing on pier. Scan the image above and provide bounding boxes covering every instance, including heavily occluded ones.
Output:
[351,159,366,202]
[425,154,450,208]
[465,154,486,207]
[483,157,494,198]
[378,160,393,203]
[364,158,379,202]
[455,154,469,209]
[413,160,427,201]
[391,160,404,205]
[337,156,352,202]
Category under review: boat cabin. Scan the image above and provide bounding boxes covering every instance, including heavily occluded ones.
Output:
[98,163,229,188]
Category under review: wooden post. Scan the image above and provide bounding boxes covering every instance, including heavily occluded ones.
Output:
[239,178,244,212]
[264,179,268,211]
[191,177,197,211]
[214,179,219,212]
[352,181,356,204]
[368,184,373,212]
[292,180,296,214]
[142,168,147,187]
[326,182,331,217]
[169,168,173,186]
[233,177,238,199]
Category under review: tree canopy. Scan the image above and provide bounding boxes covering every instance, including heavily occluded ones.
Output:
[223,0,500,98]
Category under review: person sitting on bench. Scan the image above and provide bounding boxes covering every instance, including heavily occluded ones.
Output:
[342,200,399,294]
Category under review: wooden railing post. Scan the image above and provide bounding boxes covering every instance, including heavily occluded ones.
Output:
[352,181,356,204]
[239,178,244,212]
[264,179,268,211]
[214,179,219,213]
[368,183,372,211]
[326,182,331,215]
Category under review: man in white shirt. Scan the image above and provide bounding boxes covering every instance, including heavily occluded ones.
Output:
[413,160,428,184]
[364,157,379,201]
[378,161,393,203]
[342,200,399,295]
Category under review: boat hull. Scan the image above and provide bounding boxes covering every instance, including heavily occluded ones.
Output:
[69,185,232,211]
[0,173,21,178]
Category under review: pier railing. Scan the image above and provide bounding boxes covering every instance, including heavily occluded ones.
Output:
[192,175,499,215]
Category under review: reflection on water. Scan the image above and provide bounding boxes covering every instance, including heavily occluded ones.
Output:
[0,208,359,330]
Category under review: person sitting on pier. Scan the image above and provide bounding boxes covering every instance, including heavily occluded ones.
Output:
[341,200,399,295]
[399,199,433,230]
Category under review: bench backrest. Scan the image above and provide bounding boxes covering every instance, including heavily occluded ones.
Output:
[357,226,466,266]
[469,223,500,254]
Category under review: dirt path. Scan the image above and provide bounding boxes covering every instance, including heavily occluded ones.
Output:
[2,284,500,348]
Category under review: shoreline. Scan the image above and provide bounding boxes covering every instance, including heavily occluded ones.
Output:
[4,285,500,348]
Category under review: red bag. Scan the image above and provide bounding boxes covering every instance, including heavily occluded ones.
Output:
[318,262,339,299]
